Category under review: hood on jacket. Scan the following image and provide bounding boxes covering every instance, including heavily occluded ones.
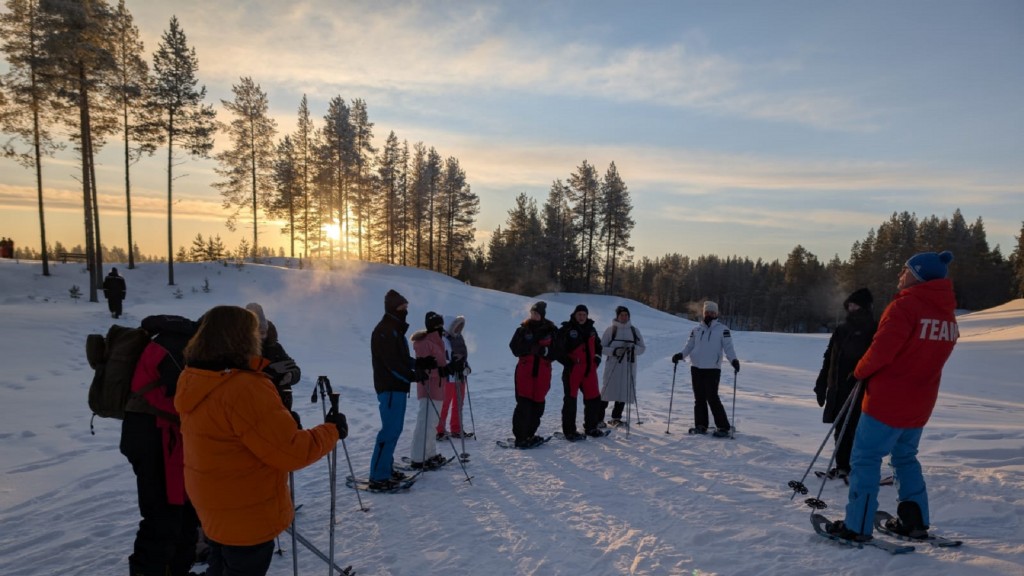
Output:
[449,315,465,335]
[175,367,249,415]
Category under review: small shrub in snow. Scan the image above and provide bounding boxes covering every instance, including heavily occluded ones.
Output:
[69,285,82,301]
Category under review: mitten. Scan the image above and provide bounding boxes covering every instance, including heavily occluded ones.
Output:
[325,408,348,439]
[731,359,741,373]
[415,356,437,370]
[671,353,683,364]
[816,389,826,408]
[414,368,430,382]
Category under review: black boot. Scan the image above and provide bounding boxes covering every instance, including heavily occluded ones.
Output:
[885,501,929,538]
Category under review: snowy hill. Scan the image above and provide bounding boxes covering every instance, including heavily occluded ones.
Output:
[1,258,1022,575]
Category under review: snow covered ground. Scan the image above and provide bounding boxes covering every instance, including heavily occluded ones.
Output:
[0,258,1022,576]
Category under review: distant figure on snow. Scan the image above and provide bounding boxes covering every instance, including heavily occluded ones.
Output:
[672,301,739,437]
[103,267,127,318]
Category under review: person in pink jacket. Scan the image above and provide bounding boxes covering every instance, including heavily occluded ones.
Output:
[409,312,451,469]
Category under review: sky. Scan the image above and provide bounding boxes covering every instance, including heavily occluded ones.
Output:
[1,0,1022,263]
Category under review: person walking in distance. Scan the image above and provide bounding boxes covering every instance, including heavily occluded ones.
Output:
[825,251,959,542]
[508,302,559,447]
[368,290,435,489]
[813,288,876,480]
[556,304,604,440]
[600,305,646,428]
[671,301,739,437]
[103,267,127,318]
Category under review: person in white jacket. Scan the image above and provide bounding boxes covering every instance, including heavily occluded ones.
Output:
[600,305,646,428]
[672,301,740,437]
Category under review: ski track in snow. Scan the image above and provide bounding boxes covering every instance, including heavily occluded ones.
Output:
[1,259,1023,575]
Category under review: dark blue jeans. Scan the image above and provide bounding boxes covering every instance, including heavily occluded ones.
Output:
[206,539,275,576]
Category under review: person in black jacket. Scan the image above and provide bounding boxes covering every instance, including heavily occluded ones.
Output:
[245,303,301,409]
[103,267,127,318]
[509,301,559,447]
[120,314,199,576]
[368,290,435,489]
[556,304,604,440]
[814,288,877,479]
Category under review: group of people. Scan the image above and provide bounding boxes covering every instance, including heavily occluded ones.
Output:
[814,251,959,544]
[117,247,959,573]
[121,303,346,576]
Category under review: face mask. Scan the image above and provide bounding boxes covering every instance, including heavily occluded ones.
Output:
[394,308,408,322]
[703,314,714,324]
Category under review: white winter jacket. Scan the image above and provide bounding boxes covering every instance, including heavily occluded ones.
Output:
[679,319,737,369]
[600,320,646,403]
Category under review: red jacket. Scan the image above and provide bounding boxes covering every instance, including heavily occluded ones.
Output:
[854,279,958,428]
[128,343,187,504]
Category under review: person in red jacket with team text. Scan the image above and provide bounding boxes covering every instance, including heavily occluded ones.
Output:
[826,251,959,543]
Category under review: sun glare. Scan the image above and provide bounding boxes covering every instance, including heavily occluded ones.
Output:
[323,221,341,242]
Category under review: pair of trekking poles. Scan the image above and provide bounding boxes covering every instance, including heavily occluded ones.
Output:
[665,361,738,439]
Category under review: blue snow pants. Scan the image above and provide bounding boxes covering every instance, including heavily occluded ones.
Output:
[370,391,407,482]
[843,412,928,536]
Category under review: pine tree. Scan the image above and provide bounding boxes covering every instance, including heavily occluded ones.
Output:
[1013,221,1024,299]
[437,156,479,276]
[189,233,205,261]
[568,160,601,292]
[1,0,62,277]
[151,16,216,285]
[215,76,277,262]
[109,0,157,270]
[319,96,352,262]
[349,98,375,260]
[598,161,634,294]
[293,95,314,258]
[541,179,576,291]
[270,135,300,257]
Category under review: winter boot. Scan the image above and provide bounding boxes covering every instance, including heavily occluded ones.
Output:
[368,478,400,490]
[585,428,605,438]
[712,428,731,438]
[563,431,586,441]
[825,519,872,542]
[436,431,448,441]
[885,501,929,538]
[688,426,708,435]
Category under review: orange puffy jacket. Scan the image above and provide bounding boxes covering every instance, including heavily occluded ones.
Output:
[175,364,338,546]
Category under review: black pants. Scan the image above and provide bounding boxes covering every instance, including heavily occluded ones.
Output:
[610,401,625,420]
[691,367,730,431]
[108,297,123,317]
[833,400,862,471]
[512,395,545,442]
[120,413,199,576]
[561,373,604,434]
[206,539,275,576]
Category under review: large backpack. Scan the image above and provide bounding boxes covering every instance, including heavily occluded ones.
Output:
[86,325,151,429]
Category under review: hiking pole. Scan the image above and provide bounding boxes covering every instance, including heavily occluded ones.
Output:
[289,472,298,576]
[806,380,864,512]
[283,525,352,575]
[327,390,341,576]
[320,377,368,513]
[665,362,678,434]
[787,381,860,503]
[630,349,643,425]
[428,396,474,484]
[457,377,468,461]
[730,369,738,440]
[464,374,476,436]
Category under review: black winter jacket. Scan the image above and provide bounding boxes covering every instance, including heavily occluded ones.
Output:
[371,312,417,394]
[814,308,877,423]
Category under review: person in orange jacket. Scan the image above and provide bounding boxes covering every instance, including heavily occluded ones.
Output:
[175,305,347,576]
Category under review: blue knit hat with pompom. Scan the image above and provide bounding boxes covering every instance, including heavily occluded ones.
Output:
[906,251,954,282]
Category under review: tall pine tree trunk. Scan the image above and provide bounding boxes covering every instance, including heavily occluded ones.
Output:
[32,90,49,276]
[78,64,98,302]
[167,113,175,286]
[124,103,135,268]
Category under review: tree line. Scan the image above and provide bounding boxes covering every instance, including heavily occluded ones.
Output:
[0,0,480,301]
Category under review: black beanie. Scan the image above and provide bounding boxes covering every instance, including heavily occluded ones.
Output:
[530,301,547,319]
[573,304,589,315]
[844,288,873,309]
[384,289,408,313]
[615,305,630,318]
[425,311,444,332]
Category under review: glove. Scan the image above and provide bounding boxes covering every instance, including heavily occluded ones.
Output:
[415,356,437,370]
[289,410,302,429]
[414,368,430,382]
[614,347,626,358]
[594,355,601,367]
[266,359,299,387]
[449,358,466,374]
[731,359,741,373]
[815,390,826,408]
[437,365,450,378]
[671,353,683,364]
[463,363,472,376]
[325,407,348,439]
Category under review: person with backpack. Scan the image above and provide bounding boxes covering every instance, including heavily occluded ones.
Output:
[437,316,471,440]
[175,305,346,576]
[369,290,435,490]
[672,301,740,437]
[119,314,199,576]
[103,267,127,318]
[509,301,559,447]
[600,305,646,428]
[410,311,457,469]
[556,304,604,440]
[814,288,876,480]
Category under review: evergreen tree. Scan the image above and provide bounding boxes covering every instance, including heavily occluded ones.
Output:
[1013,221,1024,299]
[437,156,479,276]
[109,0,157,270]
[349,98,375,260]
[598,161,634,294]
[318,96,352,262]
[189,233,205,261]
[151,16,216,285]
[568,160,601,292]
[270,134,300,257]
[0,0,62,277]
[293,95,314,258]
[540,179,576,290]
[215,76,277,262]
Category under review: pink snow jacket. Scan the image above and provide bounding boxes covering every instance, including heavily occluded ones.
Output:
[411,329,448,401]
